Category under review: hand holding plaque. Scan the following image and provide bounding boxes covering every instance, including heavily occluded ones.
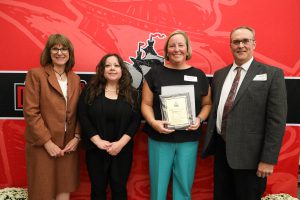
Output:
[159,93,193,130]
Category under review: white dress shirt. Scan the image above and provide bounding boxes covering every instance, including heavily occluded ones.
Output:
[216,57,253,134]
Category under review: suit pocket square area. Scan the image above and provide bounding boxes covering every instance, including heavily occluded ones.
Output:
[253,73,267,81]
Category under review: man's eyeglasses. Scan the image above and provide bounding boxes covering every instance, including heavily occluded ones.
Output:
[51,47,69,54]
[231,39,254,46]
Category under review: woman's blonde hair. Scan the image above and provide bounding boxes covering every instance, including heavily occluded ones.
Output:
[163,30,192,61]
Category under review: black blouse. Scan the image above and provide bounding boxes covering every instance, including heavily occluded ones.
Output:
[78,87,141,150]
[143,64,209,143]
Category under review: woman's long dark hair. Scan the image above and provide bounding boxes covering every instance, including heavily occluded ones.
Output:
[85,53,137,108]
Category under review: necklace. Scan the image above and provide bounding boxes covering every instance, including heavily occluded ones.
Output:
[53,69,65,80]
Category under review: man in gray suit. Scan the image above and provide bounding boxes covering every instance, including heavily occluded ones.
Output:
[202,26,287,200]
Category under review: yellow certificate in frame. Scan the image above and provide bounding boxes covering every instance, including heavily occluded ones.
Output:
[159,93,193,130]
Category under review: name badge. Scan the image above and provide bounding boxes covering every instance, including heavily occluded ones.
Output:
[253,73,267,81]
[184,75,198,82]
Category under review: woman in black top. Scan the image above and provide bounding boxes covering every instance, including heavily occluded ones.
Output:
[78,53,141,200]
[141,30,212,200]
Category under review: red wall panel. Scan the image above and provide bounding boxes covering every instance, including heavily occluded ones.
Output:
[0,0,299,199]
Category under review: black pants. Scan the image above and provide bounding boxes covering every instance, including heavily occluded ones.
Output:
[214,134,267,200]
[86,143,133,200]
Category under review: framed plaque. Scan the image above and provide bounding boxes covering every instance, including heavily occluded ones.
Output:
[159,92,193,130]
[161,85,196,124]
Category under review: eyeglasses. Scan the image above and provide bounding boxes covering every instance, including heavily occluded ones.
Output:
[231,39,255,46]
[50,47,69,54]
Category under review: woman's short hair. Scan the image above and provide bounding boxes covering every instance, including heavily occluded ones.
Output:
[40,33,75,72]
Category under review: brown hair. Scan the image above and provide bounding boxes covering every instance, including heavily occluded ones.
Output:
[163,30,192,61]
[85,53,137,108]
[40,33,75,72]
[230,26,256,41]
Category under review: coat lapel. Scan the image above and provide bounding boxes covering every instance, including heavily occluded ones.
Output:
[67,72,75,101]
[232,60,261,107]
[45,65,63,96]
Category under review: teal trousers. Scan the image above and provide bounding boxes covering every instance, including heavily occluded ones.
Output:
[148,138,199,200]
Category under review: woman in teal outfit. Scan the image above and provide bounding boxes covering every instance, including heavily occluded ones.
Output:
[141,30,212,200]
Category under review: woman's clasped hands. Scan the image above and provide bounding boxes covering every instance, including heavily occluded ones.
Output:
[96,139,125,156]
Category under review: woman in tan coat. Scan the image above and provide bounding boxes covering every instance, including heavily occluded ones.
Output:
[23,34,81,200]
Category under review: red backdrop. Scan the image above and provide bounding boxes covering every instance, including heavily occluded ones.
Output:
[0,0,299,199]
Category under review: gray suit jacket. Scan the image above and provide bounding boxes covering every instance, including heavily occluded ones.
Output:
[202,59,287,169]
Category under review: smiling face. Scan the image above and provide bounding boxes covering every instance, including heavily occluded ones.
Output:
[104,56,122,83]
[167,33,188,66]
[50,44,69,68]
[230,28,256,66]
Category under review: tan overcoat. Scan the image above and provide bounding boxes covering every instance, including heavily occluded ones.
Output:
[23,65,81,200]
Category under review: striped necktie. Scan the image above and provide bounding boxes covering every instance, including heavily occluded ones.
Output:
[221,67,242,140]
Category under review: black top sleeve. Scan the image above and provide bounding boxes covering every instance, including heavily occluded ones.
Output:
[77,87,98,139]
[124,89,142,137]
